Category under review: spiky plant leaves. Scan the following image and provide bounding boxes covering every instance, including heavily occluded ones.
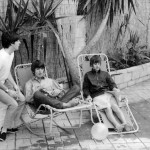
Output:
[0,0,29,33]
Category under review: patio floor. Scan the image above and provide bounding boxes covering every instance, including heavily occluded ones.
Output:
[1,79,150,150]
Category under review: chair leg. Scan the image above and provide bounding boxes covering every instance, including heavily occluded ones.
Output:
[90,104,102,124]
[94,105,101,123]
[79,110,82,127]
[50,109,53,133]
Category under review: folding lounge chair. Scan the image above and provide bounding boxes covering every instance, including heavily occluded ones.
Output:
[14,63,94,135]
[77,53,139,134]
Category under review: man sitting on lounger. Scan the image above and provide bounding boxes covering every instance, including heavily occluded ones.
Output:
[83,55,132,132]
[25,60,80,109]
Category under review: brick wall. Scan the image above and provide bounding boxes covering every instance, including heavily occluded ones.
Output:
[111,62,150,89]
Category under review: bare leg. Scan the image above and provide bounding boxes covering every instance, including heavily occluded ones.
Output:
[0,89,18,132]
[104,107,124,132]
[111,103,126,123]
[13,101,26,128]
[111,97,132,131]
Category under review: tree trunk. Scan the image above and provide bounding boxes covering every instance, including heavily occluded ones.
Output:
[56,16,80,84]
[55,0,80,84]
[36,32,43,60]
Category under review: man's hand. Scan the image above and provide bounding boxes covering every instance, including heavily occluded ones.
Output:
[57,90,65,98]
[113,87,120,92]
[112,88,123,106]
[86,95,92,102]
[53,89,62,96]
[13,84,19,92]
[7,89,18,98]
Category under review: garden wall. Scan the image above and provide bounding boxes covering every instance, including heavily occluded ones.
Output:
[111,62,150,89]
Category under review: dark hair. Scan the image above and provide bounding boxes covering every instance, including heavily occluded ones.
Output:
[90,55,101,67]
[31,60,45,75]
[1,32,20,48]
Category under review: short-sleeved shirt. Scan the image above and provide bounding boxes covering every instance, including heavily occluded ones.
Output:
[83,69,117,98]
[0,49,14,83]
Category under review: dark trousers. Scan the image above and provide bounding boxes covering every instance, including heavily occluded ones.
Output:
[33,85,80,109]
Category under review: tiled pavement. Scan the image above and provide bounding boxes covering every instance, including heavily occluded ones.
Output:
[1,80,150,150]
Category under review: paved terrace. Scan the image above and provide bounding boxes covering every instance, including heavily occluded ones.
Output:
[1,79,150,150]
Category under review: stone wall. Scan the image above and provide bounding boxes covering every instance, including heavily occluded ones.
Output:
[111,62,150,89]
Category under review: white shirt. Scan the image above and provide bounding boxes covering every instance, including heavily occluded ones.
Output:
[0,49,14,83]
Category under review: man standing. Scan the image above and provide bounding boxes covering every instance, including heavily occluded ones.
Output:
[0,32,25,141]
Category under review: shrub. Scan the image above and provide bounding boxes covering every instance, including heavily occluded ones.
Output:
[107,32,150,70]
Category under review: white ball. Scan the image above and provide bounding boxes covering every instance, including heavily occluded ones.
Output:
[91,123,109,140]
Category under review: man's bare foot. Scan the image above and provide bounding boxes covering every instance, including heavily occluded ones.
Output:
[115,124,124,132]
[122,123,133,132]
[63,99,79,108]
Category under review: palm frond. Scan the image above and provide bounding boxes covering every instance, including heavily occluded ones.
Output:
[14,0,29,30]
[83,0,136,26]
[0,16,8,32]
[31,0,40,18]
[6,0,15,31]
[44,0,53,16]
[22,38,29,60]
[46,20,65,57]
[45,0,63,18]
[39,0,44,19]
[0,0,29,34]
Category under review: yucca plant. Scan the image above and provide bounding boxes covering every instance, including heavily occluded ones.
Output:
[17,0,64,60]
[0,0,29,33]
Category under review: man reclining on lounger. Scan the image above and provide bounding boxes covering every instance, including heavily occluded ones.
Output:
[83,55,132,132]
[25,60,80,109]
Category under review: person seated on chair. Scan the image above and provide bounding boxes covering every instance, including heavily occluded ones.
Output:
[83,55,132,132]
[0,32,25,141]
[25,60,80,109]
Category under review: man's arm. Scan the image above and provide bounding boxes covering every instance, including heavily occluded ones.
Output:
[106,72,117,90]
[25,81,34,102]
[7,72,18,91]
[0,80,18,98]
[0,81,9,92]
[106,73,122,104]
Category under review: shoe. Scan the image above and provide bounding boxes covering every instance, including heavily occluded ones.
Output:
[7,128,18,133]
[0,132,6,141]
